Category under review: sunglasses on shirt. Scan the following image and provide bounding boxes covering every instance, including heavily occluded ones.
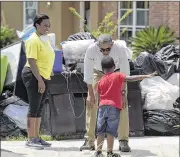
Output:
[100,47,111,52]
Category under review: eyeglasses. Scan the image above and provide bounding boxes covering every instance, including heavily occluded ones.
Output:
[100,47,111,52]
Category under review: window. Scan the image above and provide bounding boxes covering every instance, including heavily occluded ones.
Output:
[118,1,149,43]
[23,2,38,28]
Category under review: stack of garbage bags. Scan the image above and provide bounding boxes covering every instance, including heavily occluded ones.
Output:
[133,45,180,136]
[0,92,28,138]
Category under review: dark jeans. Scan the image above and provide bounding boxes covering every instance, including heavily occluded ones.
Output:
[97,105,120,137]
[21,67,48,118]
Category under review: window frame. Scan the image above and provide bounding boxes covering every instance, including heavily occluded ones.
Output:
[118,1,149,39]
[23,1,38,28]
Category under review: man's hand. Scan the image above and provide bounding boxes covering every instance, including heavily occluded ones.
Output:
[122,95,128,109]
[86,93,95,109]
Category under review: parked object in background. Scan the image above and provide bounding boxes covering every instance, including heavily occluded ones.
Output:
[140,76,179,110]
[0,55,8,94]
[144,109,180,136]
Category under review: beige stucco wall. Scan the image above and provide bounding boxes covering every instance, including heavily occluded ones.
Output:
[1,1,102,46]
[1,2,23,30]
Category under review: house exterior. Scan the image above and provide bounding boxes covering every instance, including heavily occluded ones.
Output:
[1,1,179,48]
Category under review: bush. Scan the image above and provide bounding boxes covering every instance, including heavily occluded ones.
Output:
[69,7,132,39]
[129,25,176,58]
[0,26,17,49]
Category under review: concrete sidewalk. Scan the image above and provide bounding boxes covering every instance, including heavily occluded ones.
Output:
[1,136,179,157]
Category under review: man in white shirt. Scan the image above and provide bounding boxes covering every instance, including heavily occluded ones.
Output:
[81,34,131,152]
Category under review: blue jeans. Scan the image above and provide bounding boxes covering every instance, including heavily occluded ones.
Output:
[97,105,120,137]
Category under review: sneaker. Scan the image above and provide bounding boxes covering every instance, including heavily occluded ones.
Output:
[107,151,121,157]
[26,138,44,150]
[80,138,95,151]
[38,137,52,147]
[93,151,105,157]
[119,140,131,152]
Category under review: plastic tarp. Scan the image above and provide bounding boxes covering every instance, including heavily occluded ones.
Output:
[3,104,28,130]
[1,42,22,86]
[0,55,8,94]
[140,76,179,110]
[144,109,180,136]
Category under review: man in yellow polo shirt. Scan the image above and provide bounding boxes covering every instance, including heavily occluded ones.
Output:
[21,14,55,150]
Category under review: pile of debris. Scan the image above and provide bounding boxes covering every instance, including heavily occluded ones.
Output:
[133,45,180,136]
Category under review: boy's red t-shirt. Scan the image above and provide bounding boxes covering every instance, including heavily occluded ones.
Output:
[97,72,126,109]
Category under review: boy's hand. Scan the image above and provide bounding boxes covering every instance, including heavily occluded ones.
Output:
[146,71,158,78]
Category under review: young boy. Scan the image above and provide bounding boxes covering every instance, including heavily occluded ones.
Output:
[94,56,155,157]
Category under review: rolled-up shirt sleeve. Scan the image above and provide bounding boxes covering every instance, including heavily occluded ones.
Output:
[84,45,94,84]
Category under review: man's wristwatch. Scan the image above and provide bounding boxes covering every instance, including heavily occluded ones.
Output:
[122,90,126,95]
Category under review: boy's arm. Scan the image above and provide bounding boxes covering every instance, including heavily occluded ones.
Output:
[125,72,157,82]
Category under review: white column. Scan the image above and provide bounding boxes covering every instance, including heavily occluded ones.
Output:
[117,1,120,39]
[132,1,136,37]
[80,1,85,32]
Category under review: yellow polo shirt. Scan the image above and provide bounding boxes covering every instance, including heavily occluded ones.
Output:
[25,33,55,80]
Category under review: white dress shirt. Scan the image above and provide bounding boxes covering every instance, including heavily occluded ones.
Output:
[84,40,131,84]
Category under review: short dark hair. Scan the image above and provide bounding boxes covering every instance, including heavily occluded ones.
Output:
[101,56,115,71]
[33,14,49,28]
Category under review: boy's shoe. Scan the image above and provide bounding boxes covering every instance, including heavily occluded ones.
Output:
[26,138,44,150]
[94,151,105,157]
[38,137,52,147]
[107,151,121,157]
[119,140,131,152]
[80,138,95,151]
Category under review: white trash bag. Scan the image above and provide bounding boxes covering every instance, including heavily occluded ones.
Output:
[167,73,179,87]
[61,39,95,65]
[140,76,179,110]
[3,104,28,130]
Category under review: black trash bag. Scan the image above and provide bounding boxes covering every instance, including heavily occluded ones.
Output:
[67,32,96,41]
[144,109,180,136]
[173,97,180,109]
[155,45,180,79]
[133,52,168,78]
[0,113,23,138]
[134,45,180,80]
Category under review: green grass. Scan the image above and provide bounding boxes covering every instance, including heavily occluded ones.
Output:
[4,133,84,141]
[5,135,54,141]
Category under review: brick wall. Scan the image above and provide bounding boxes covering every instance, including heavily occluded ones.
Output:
[98,2,179,38]
[149,2,180,37]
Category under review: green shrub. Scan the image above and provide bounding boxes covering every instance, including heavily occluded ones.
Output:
[69,7,132,38]
[129,25,176,58]
[0,26,17,49]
